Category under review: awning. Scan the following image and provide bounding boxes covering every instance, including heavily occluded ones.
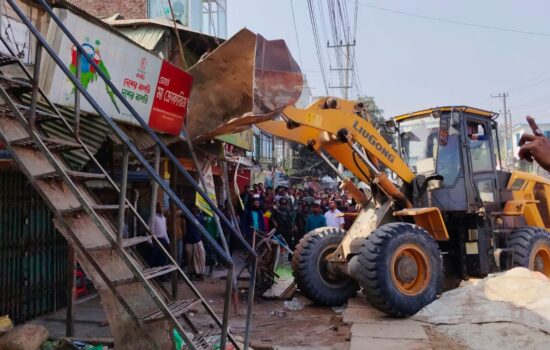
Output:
[117,26,166,51]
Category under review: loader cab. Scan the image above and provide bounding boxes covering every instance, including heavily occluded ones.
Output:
[395,107,503,214]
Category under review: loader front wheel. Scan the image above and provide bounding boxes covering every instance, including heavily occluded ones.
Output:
[509,226,550,277]
[355,223,443,317]
[292,227,359,306]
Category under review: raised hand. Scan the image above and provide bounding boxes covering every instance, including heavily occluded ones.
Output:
[518,116,550,172]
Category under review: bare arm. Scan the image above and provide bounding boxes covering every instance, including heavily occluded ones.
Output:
[518,116,550,172]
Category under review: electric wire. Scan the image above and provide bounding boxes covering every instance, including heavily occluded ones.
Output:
[355,1,550,38]
[289,0,303,67]
[307,0,329,95]
[316,0,336,88]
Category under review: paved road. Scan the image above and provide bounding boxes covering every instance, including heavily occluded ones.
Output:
[344,297,432,350]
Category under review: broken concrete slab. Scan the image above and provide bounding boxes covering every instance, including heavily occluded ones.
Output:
[346,297,370,309]
[351,322,429,341]
[0,324,49,350]
[350,337,431,350]
[262,278,296,300]
[342,303,387,323]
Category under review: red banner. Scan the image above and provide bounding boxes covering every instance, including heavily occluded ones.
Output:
[149,61,193,135]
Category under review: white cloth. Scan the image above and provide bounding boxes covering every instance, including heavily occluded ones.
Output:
[324,209,344,228]
[151,213,170,243]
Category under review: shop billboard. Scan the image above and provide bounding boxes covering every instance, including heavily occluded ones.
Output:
[41,9,192,135]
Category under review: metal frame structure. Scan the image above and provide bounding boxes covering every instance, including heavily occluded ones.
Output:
[0,0,257,348]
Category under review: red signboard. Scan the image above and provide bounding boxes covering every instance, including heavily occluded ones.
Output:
[149,61,193,135]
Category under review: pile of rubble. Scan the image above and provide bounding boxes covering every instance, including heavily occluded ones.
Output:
[414,267,550,349]
[0,318,109,350]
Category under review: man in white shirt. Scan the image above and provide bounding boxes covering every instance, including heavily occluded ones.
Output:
[149,203,170,271]
[324,200,344,229]
[151,203,170,243]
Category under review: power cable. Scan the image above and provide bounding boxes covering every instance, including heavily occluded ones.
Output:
[355,1,550,38]
[307,0,329,95]
[289,0,303,67]
[315,0,334,90]
[509,74,550,93]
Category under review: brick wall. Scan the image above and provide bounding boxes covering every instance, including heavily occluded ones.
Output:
[69,0,148,19]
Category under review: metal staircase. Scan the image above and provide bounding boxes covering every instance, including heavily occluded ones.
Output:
[0,0,257,349]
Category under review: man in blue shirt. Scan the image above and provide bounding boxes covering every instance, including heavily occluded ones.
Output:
[241,198,265,242]
[305,203,327,232]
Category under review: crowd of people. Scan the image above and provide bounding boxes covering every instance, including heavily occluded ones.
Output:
[142,181,359,281]
[238,183,358,257]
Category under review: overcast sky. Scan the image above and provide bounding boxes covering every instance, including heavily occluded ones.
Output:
[227,0,550,125]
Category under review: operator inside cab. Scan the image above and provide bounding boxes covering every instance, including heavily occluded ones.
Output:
[467,121,488,141]
[467,121,491,173]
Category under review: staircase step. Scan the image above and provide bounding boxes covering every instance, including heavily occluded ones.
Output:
[111,276,138,287]
[36,169,107,181]
[88,235,151,252]
[121,235,152,248]
[141,299,202,324]
[0,103,63,124]
[0,53,19,67]
[143,264,179,280]
[11,136,82,152]
[60,203,127,215]
[0,75,32,94]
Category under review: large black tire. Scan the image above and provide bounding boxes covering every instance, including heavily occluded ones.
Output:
[292,227,359,306]
[355,223,443,317]
[509,226,550,276]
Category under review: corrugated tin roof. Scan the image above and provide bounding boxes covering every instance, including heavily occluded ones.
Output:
[113,123,183,151]
[104,18,221,42]
[21,96,112,170]
[24,96,182,169]
[117,26,166,51]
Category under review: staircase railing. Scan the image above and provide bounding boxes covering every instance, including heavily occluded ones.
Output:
[3,0,259,348]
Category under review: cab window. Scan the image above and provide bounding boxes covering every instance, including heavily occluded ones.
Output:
[467,121,492,173]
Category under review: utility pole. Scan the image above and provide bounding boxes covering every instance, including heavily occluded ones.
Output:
[328,40,355,99]
[491,92,512,169]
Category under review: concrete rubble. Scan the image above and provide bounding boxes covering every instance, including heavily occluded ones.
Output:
[0,324,49,350]
[413,267,550,349]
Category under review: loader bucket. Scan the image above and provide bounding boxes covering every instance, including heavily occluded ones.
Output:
[186,28,303,141]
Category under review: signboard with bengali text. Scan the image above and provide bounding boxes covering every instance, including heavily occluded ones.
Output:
[41,8,192,135]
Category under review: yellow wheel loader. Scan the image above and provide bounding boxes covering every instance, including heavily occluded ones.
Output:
[256,98,550,316]
[190,30,550,317]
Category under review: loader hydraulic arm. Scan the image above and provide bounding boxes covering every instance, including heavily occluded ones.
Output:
[280,98,414,208]
[257,119,371,206]
[282,98,414,184]
[256,119,371,184]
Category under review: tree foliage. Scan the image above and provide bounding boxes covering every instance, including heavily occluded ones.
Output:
[289,143,338,178]
[357,96,395,145]
[288,96,393,178]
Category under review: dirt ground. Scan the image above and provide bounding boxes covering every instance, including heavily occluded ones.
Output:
[183,274,349,349]
[180,271,469,350]
[33,266,472,349]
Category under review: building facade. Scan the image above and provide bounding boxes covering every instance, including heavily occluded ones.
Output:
[71,0,227,38]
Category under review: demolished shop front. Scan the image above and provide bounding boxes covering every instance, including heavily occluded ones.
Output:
[0,162,69,324]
